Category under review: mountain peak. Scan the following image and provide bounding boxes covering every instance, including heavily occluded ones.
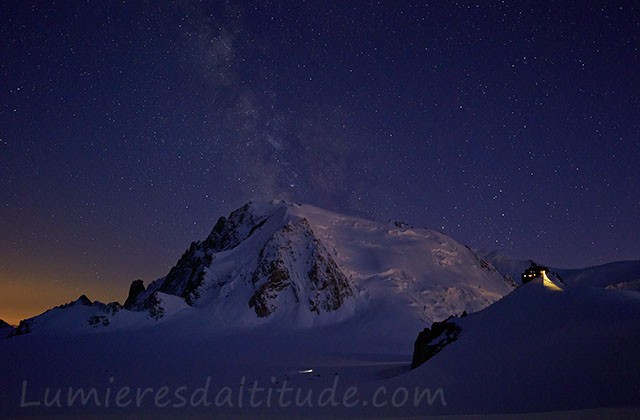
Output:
[120,200,515,329]
[13,200,518,334]
[128,200,356,323]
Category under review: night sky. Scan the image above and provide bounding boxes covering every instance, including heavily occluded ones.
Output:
[1,1,639,324]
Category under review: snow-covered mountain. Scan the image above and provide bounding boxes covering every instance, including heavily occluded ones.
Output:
[2,200,640,418]
[11,200,515,335]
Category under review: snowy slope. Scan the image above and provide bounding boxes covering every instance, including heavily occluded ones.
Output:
[477,249,535,285]
[288,203,514,324]
[1,276,639,418]
[377,280,640,416]
[7,295,177,337]
[556,260,640,289]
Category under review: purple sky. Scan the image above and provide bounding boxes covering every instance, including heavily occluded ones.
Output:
[1,1,638,321]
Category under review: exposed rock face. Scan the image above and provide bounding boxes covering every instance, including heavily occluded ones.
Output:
[130,201,354,320]
[152,242,214,306]
[307,242,352,314]
[204,202,267,252]
[11,320,32,336]
[248,218,353,317]
[130,202,271,309]
[124,279,146,309]
[143,292,165,320]
[411,318,462,369]
[88,315,110,327]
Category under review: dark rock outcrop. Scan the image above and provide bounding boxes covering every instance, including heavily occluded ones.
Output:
[411,319,462,369]
[10,319,32,337]
[131,202,270,309]
[149,242,214,306]
[249,256,292,317]
[129,201,353,319]
[124,279,146,309]
[204,202,267,252]
[0,319,14,338]
[248,218,353,318]
[88,315,110,327]
[144,292,165,320]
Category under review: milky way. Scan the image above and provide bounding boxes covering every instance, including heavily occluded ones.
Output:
[1,1,638,322]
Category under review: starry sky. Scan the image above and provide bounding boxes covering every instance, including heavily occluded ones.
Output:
[1,1,639,324]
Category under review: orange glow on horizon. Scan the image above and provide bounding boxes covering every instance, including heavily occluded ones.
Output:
[0,282,77,326]
[0,278,126,326]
